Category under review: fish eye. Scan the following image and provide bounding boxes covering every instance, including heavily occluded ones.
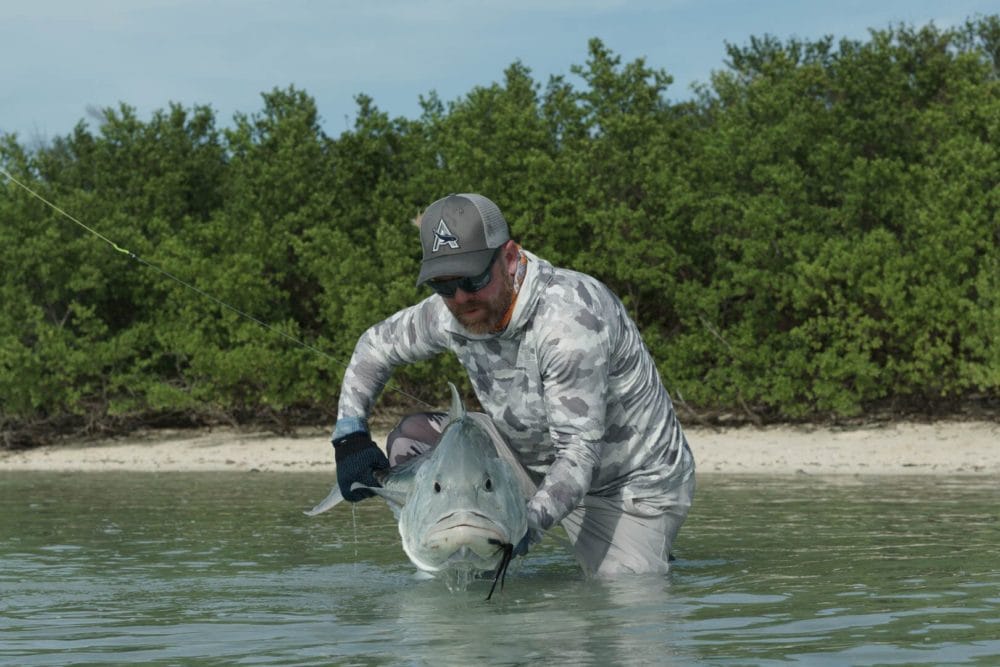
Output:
[484,478,493,491]
[433,482,441,493]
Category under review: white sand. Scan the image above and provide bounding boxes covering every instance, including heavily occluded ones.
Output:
[1,420,997,476]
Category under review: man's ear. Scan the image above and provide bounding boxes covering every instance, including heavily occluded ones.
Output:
[502,240,518,270]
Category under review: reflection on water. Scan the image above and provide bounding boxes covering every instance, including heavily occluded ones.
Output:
[1,472,998,665]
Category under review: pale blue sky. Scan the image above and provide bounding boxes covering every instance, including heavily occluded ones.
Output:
[1,0,993,145]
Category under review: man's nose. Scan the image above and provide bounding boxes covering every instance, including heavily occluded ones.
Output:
[451,287,475,303]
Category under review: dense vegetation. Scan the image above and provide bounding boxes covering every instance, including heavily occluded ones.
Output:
[2,18,998,447]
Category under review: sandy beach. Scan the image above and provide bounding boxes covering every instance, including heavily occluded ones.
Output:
[1,420,997,476]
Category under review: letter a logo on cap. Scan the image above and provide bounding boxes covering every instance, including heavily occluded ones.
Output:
[432,219,460,252]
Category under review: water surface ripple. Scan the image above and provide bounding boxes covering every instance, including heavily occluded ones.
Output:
[2,472,997,665]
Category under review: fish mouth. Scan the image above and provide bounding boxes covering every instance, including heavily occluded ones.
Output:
[421,511,510,562]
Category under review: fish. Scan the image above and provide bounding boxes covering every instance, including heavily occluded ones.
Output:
[306,383,535,598]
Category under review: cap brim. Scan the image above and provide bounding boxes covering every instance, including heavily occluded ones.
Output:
[416,247,497,286]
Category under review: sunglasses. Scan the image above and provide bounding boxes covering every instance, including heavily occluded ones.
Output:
[427,248,502,298]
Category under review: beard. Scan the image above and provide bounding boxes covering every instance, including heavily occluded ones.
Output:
[447,268,515,334]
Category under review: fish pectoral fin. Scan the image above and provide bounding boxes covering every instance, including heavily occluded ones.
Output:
[303,484,344,516]
[352,483,408,509]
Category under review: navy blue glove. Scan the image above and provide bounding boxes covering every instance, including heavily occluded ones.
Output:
[333,431,390,502]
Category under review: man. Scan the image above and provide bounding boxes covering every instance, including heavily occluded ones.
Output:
[331,193,695,575]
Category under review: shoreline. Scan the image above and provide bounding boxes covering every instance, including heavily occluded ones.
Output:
[1,420,997,476]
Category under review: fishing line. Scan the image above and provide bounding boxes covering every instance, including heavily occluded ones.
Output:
[0,165,433,409]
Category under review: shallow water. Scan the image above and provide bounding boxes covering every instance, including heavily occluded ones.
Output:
[1,472,998,665]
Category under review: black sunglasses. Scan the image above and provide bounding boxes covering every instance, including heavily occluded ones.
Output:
[427,248,502,298]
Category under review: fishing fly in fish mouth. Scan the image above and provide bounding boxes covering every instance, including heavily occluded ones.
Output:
[316,193,697,591]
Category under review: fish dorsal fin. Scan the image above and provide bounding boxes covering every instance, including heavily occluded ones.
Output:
[448,382,466,423]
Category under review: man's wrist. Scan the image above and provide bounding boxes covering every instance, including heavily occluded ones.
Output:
[332,416,369,441]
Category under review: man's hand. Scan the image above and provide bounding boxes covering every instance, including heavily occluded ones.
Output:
[333,432,390,502]
[512,527,542,557]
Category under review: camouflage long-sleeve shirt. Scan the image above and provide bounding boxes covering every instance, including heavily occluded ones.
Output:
[336,251,695,533]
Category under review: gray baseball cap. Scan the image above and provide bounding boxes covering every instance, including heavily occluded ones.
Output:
[416,193,510,286]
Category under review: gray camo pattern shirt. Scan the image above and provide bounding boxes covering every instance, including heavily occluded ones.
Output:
[337,251,695,533]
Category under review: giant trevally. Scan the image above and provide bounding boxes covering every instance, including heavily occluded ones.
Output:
[306,383,536,598]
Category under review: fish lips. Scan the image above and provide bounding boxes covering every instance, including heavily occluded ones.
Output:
[421,510,511,561]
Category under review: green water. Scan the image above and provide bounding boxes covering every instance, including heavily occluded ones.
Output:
[1,472,998,666]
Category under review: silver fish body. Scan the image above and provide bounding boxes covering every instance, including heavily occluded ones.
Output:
[307,383,533,577]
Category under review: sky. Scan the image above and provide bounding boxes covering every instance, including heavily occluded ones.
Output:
[1,0,994,146]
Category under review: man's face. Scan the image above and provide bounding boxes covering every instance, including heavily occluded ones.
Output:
[437,244,516,334]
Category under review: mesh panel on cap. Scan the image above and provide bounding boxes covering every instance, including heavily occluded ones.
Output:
[459,193,509,247]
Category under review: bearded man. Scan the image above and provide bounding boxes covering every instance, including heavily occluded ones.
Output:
[330,193,696,575]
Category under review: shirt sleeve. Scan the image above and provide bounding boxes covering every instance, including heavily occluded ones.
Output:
[525,279,613,531]
[336,296,450,431]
